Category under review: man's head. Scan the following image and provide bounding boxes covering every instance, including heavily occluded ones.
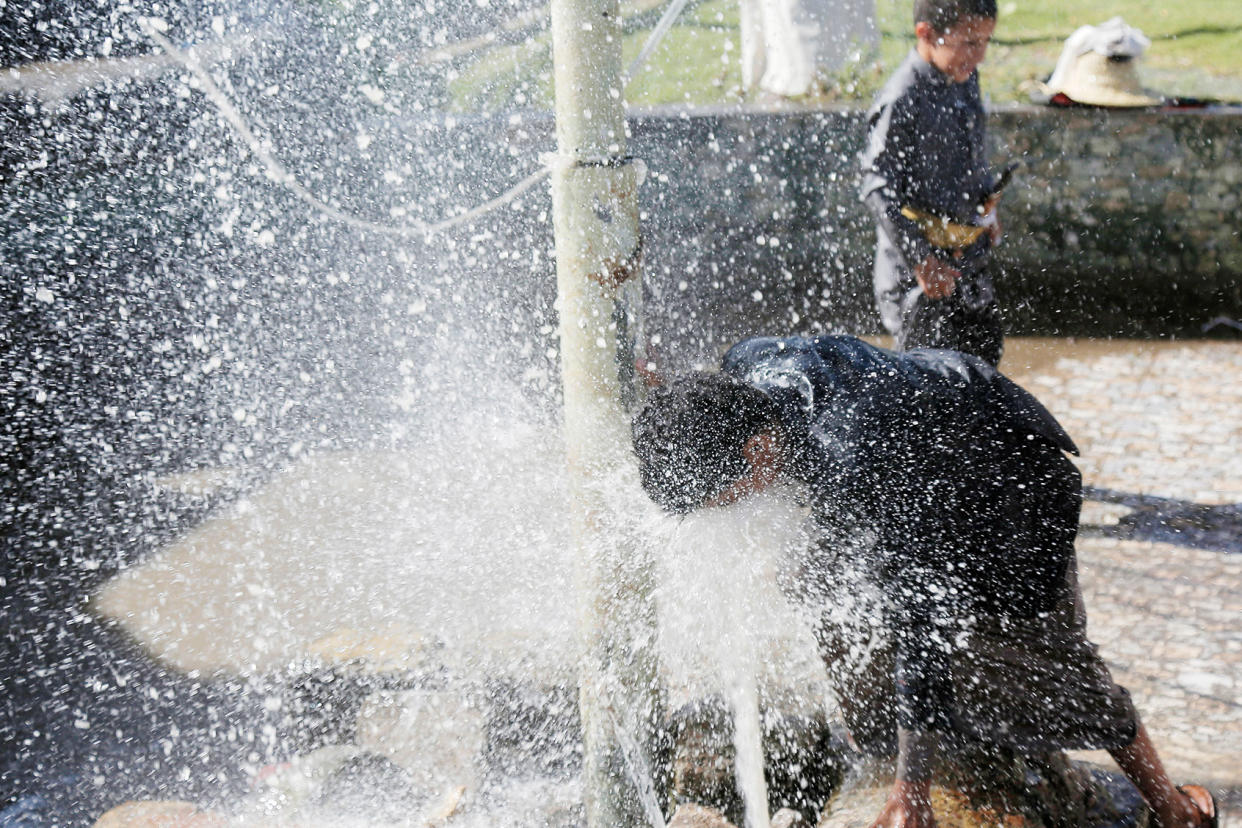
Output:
[914,0,996,83]
[631,373,784,514]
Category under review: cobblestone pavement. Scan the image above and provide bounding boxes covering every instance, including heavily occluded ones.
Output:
[1004,339,1242,807]
[33,336,1238,825]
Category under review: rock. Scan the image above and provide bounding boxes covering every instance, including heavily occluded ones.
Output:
[241,745,477,823]
[664,803,806,828]
[355,688,487,795]
[307,625,440,675]
[272,665,383,752]
[423,785,468,826]
[668,802,739,828]
[484,679,582,778]
[669,698,744,822]
[772,808,807,827]
[668,696,845,827]
[817,780,1028,828]
[315,751,424,821]
[92,801,226,827]
[248,744,372,811]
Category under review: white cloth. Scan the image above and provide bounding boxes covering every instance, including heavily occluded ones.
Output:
[1046,17,1150,92]
[739,0,877,97]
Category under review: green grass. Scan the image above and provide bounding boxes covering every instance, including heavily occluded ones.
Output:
[624,1,744,105]
[448,0,1242,111]
[884,0,1242,102]
[447,0,746,110]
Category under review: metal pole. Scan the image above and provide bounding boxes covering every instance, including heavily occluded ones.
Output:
[549,0,661,824]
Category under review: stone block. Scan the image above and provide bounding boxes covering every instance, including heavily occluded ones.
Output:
[93,802,226,827]
[355,688,488,795]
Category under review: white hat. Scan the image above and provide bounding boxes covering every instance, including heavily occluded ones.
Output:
[1039,18,1164,108]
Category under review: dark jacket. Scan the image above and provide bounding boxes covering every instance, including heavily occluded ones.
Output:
[721,334,1081,731]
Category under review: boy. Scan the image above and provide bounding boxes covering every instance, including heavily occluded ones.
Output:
[631,334,1216,828]
[859,0,1005,366]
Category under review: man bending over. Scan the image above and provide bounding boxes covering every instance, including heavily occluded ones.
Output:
[631,334,1215,828]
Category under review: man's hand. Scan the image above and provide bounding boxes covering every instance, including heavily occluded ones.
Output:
[914,255,960,300]
[867,779,937,828]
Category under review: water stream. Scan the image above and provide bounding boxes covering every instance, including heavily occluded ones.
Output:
[660,490,821,828]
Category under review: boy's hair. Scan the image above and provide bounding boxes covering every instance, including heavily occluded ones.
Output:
[631,373,782,514]
[914,0,997,31]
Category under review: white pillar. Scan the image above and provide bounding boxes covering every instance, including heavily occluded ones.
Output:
[549,0,661,824]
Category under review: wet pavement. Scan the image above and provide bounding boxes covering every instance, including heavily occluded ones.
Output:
[1002,338,1242,806]
[4,336,1242,825]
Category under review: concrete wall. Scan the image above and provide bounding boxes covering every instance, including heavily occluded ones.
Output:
[991,106,1242,336]
[574,105,1242,345]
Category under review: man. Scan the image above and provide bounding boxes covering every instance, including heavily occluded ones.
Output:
[631,334,1216,828]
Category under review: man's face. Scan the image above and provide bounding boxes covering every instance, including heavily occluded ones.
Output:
[701,431,784,509]
[916,15,995,83]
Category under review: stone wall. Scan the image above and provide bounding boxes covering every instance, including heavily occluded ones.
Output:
[990,107,1242,336]
[544,105,1242,345]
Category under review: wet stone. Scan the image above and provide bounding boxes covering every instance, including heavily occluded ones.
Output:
[354,687,488,795]
[92,801,227,827]
[668,697,845,827]
[668,803,739,828]
[482,679,582,780]
[313,752,423,822]
[666,803,806,828]
[264,663,418,754]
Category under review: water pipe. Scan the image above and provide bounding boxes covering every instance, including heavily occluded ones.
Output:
[549,0,662,824]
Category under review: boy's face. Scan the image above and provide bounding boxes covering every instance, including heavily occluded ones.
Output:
[916,15,995,83]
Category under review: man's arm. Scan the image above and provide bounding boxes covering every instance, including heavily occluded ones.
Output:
[869,728,938,828]
[862,188,955,289]
[867,651,945,828]
[866,587,955,827]
[860,186,929,265]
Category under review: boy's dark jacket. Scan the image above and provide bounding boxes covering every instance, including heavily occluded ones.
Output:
[721,334,1080,730]
[860,51,998,329]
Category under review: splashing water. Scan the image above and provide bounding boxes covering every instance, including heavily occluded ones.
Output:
[83,374,829,823]
[5,6,836,820]
[656,487,820,828]
[93,374,578,684]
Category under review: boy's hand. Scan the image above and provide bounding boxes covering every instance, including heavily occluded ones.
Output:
[986,215,1002,245]
[915,255,960,299]
[980,195,1002,246]
[868,779,937,828]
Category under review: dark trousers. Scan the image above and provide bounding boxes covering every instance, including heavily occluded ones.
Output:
[895,289,1003,367]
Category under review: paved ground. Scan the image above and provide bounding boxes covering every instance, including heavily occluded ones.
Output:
[1003,339,1242,808]
[6,336,1242,826]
